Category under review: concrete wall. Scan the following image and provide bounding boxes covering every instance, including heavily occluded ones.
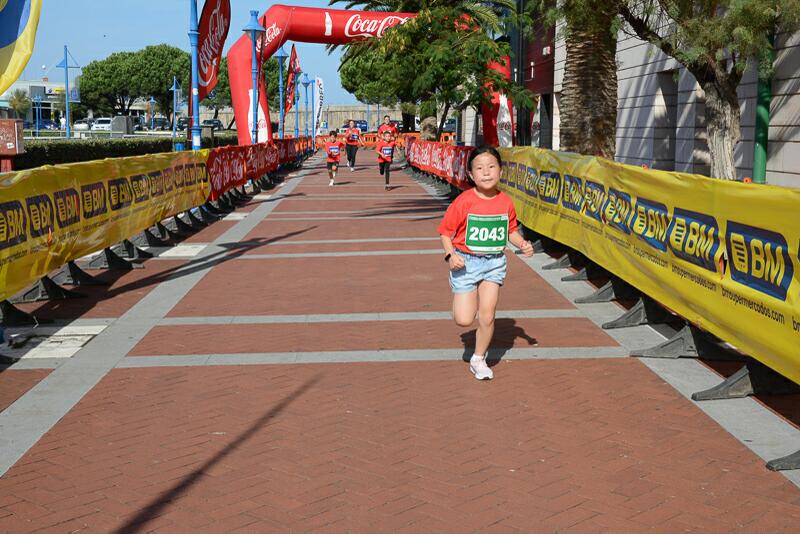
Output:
[551,25,800,187]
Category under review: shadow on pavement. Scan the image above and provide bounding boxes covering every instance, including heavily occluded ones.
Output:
[115,374,322,534]
[459,318,539,365]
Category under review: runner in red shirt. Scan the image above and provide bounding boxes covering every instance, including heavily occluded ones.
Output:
[324,130,345,186]
[375,130,396,191]
[344,119,366,171]
[438,146,534,380]
[377,115,399,140]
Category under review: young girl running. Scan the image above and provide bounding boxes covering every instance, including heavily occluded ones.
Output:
[324,131,344,186]
[375,130,396,191]
[438,146,534,380]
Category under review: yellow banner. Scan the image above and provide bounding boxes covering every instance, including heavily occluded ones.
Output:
[0,150,210,301]
[499,147,800,385]
[0,0,43,94]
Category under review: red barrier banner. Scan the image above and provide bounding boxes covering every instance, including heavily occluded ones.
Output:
[405,138,472,190]
[207,138,311,200]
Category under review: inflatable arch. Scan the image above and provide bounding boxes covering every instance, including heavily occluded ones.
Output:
[227,5,513,146]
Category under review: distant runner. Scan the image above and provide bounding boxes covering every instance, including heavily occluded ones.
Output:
[324,131,345,187]
[344,119,366,171]
[377,115,398,140]
[375,129,396,191]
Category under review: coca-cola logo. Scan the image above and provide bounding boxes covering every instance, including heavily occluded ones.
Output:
[198,0,231,87]
[265,22,281,44]
[344,14,411,38]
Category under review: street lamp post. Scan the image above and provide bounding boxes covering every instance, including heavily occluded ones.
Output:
[33,96,42,137]
[55,45,77,138]
[294,82,299,139]
[169,77,180,143]
[243,10,265,145]
[149,96,156,130]
[188,0,201,150]
[366,103,370,133]
[275,46,288,138]
[377,103,380,131]
[311,77,316,141]
[301,73,310,139]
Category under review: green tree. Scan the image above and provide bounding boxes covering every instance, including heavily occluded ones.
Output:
[135,44,191,123]
[333,0,532,139]
[79,51,139,114]
[618,1,800,180]
[8,89,31,119]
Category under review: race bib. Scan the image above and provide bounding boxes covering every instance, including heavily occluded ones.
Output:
[350,133,358,141]
[465,214,508,253]
[381,147,394,158]
[328,146,340,156]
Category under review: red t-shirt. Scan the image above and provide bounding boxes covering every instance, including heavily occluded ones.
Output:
[325,141,344,162]
[377,123,398,138]
[345,127,361,145]
[437,189,519,254]
[376,140,396,162]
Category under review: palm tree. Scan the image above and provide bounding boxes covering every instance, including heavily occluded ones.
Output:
[8,89,32,120]
[558,0,619,158]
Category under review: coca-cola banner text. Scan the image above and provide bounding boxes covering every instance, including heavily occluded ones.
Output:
[405,138,472,191]
[227,6,415,145]
[197,0,231,103]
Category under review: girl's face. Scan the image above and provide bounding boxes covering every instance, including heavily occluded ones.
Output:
[349,121,355,127]
[329,135,336,142]
[469,152,502,192]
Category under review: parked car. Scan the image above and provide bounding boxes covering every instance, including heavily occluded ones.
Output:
[202,118,224,131]
[40,119,58,130]
[151,117,170,131]
[73,119,93,131]
[22,120,33,129]
[177,116,190,131]
[91,118,112,131]
[442,118,458,132]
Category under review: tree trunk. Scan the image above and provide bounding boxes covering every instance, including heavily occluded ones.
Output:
[559,2,618,158]
[214,107,220,119]
[699,80,741,180]
[436,102,451,141]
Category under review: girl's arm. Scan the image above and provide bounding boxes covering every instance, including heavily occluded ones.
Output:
[508,230,534,257]
[440,235,465,270]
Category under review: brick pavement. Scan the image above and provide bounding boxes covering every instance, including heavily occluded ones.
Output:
[1,150,799,531]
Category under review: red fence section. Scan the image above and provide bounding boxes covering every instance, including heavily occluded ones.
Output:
[207,138,312,200]
[405,138,472,190]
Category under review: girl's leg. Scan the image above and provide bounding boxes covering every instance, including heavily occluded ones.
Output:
[474,281,500,357]
[385,164,391,187]
[452,290,478,327]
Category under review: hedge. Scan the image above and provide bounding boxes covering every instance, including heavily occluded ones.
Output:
[14,133,241,170]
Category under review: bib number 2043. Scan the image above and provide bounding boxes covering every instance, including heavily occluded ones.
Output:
[465,214,508,253]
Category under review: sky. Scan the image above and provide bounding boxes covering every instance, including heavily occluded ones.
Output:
[22,0,358,105]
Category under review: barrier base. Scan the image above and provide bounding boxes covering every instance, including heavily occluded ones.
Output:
[160,219,191,239]
[86,248,142,270]
[198,205,220,224]
[767,449,800,471]
[185,210,208,229]
[0,300,47,327]
[691,360,800,401]
[630,324,745,361]
[212,196,235,212]
[561,263,607,282]
[543,252,584,271]
[227,190,248,206]
[115,239,154,260]
[51,261,108,286]
[602,296,675,329]
[250,180,262,195]
[574,277,639,304]
[203,201,227,216]
[133,229,168,248]
[11,276,87,304]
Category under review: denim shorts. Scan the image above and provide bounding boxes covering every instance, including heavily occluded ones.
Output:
[449,249,507,293]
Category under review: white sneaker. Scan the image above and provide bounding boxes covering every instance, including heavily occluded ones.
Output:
[350,166,354,172]
[329,179,335,187]
[469,355,493,380]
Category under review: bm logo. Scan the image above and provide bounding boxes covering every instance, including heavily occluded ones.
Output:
[602,188,633,234]
[667,209,720,272]
[26,195,54,238]
[726,222,792,301]
[582,181,606,223]
[631,198,669,252]
[536,171,561,204]
[0,200,27,251]
[561,175,583,213]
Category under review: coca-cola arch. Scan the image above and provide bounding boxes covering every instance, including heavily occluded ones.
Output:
[227,5,512,146]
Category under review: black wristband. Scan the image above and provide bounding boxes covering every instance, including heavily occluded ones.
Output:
[444,253,452,262]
